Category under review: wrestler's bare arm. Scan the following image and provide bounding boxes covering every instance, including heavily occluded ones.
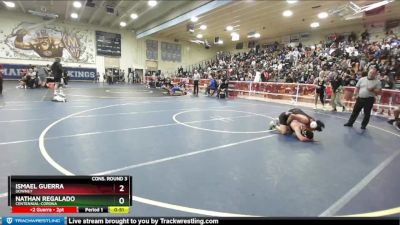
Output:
[291,122,312,142]
[287,114,310,125]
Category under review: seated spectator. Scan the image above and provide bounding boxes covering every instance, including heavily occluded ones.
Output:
[217,79,229,99]
[206,75,218,96]
[16,68,28,89]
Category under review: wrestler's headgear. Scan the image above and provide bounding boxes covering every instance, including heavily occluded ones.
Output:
[310,120,325,132]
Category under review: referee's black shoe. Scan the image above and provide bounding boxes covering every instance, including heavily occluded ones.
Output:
[344,123,353,127]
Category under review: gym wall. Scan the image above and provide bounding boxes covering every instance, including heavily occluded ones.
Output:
[0,10,218,78]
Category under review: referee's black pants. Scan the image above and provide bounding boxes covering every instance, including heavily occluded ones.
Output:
[193,80,199,95]
[347,97,375,127]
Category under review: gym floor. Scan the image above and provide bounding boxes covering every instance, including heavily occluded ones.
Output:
[0,81,399,217]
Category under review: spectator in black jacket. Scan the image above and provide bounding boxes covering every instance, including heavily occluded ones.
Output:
[51,57,63,96]
[217,79,229,98]
[331,74,345,112]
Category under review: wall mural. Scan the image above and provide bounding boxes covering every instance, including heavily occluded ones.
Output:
[0,22,95,64]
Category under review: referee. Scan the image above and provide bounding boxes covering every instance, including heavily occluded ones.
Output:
[344,65,381,129]
[193,70,200,96]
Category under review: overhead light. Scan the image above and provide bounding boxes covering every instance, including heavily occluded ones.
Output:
[3,1,15,8]
[73,1,82,8]
[130,13,138,19]
[120,21,127,27]
[247,32,260,38]
[191,16,198,22]
[318,12,328,19]
[287,0,297,3]
[226,26,233,31]
[200,25,207,30]
[190,39,205,45]
[196,34,203,39]
[218,40,223,45]
[310,22,320,28]
[70,12,78,19]
[283,10,293,17]
[148,0,157,7]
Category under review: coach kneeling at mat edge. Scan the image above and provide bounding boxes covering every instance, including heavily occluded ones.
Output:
[344,65,381,130]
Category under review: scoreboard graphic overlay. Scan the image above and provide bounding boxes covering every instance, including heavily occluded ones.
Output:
[8,176,132,214]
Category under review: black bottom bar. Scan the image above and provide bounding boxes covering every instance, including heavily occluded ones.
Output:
[66,217,399,225]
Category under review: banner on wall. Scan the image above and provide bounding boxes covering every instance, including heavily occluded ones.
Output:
[1,64,96,81]
[161,42,181,62]
[146,39,158,60]
[0,22,95,64]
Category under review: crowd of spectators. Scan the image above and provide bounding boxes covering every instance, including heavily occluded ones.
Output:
[177,29,400,90]
[15,64,70,89]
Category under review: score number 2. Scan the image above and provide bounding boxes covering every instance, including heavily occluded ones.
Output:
[119,185,125,204]
[116,183,128,205]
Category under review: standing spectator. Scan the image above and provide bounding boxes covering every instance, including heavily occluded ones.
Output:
[313,73,327,110]
[135,71,140,84]
[95,72,100,83]
[121,70,125,83]
[331,74,345,112]
[254,70,261,82]
[128,71,133,84]
[63,69,69,86]
[344,65,381,129]
[51,57,64,97]
[0,64,3,95]
[378,75,394,114]
[193,70,200,96]
[107,69,113,85]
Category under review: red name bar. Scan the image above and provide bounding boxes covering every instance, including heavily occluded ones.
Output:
[12,206,78,213]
